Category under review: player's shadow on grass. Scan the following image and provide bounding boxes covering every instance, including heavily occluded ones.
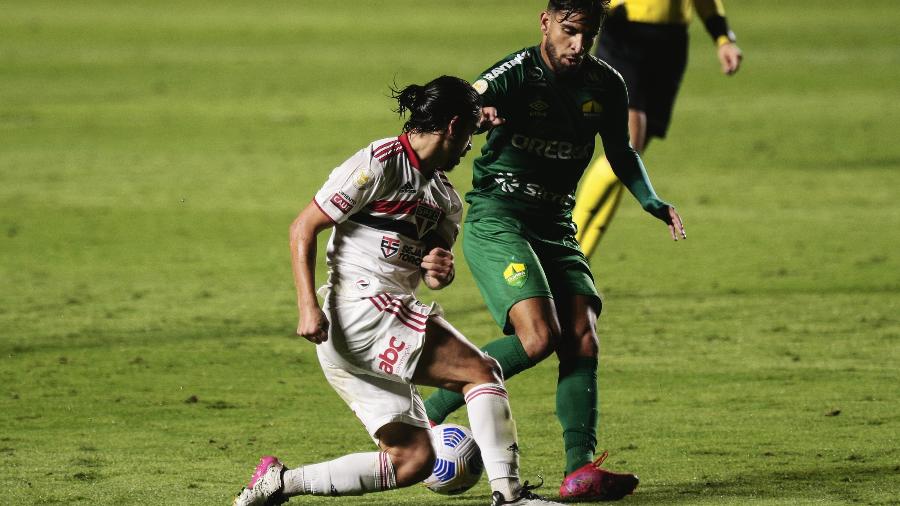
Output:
[628,463,895,504]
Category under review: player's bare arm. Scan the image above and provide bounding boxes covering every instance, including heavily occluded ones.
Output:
[289,201,334,344]
[420,247,455,290]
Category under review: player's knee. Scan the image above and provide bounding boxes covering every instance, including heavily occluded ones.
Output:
[518,325,560,362]
[577,328,599,358]
[471,354,503,385]
[559,328,599,362]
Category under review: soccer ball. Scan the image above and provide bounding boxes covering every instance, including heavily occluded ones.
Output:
[423,423,484,495]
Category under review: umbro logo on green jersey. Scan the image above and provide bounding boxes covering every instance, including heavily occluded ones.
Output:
[529,99,549,118]
[530,100,549,112]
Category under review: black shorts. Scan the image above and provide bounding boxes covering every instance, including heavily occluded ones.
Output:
[594,8,688,139]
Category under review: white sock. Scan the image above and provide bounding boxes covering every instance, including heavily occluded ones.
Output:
[464,382,521,499]
[282,451,396,496]
[490,476,522,502]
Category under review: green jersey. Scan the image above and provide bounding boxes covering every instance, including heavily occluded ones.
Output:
[467,45,667,223]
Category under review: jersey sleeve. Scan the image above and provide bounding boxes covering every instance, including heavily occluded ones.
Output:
[597,66,632,154]
[693,0,726,19]
[471,49,529,111]
[433,195,463,249]
[693,0,735,44]
[598,68,670,220]
[313,148,387,224]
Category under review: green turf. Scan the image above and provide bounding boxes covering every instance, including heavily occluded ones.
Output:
[2,0,898,504]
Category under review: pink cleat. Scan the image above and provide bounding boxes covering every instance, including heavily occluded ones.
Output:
[559,451,638,502]
[233,456,287,506]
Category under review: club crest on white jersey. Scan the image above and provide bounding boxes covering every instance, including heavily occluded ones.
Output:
[381,236,400,258]
[313,133,463,295]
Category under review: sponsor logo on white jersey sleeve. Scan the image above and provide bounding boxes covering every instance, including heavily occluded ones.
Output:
[330,193,354,214]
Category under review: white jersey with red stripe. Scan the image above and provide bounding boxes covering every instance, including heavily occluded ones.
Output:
[313,133,462,298]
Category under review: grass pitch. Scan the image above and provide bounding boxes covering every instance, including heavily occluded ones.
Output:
[2,1,898,504]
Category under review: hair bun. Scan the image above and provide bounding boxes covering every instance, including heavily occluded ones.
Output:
[401,84,422,109]
[392,76,481,134]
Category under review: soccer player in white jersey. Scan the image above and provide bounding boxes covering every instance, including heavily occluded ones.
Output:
[233,76,562,506]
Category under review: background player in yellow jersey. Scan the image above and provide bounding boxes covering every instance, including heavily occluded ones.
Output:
[573,0,742,256]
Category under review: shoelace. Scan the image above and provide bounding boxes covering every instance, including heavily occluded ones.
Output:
[518,477,546,499]
[591,450,610,469]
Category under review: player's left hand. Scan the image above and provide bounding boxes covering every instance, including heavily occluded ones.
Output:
[421,247,455,289]
[664,206,687,241]
[717,42,743,75]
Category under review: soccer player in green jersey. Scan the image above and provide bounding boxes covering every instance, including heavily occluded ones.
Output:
[423,0,686,501]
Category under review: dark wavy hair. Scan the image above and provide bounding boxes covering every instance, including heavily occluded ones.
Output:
[391,75,481,134]
[547,0,610,25]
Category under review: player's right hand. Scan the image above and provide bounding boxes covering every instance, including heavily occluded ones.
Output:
[421,247,455,289]
[297,307,329,344]
[717,42,743,75]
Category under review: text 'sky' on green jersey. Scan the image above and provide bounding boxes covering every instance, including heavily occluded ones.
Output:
[467,45,667,223]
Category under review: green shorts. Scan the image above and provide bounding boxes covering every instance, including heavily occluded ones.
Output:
[463,216,601,334]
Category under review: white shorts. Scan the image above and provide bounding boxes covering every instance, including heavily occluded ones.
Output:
[317,292,442,440]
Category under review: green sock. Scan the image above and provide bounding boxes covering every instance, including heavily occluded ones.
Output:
[424,335,532,423]
[557,357,599,474]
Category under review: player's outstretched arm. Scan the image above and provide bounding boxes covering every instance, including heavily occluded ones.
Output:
[289,202,334,344]
[600,69,687,242]
[696,0,742,75]
[604,145,687,241]
[421,247,455,290]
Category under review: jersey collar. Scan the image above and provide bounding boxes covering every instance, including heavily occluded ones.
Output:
[532,45,556,84]
[398,133,423,172]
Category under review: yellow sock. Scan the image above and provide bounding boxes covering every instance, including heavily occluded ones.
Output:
[574,157,625,258]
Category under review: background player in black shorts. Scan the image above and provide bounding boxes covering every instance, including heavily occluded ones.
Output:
[573,0,742,257]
